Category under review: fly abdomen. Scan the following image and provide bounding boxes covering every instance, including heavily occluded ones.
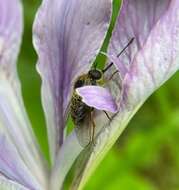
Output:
[70,92,89,124]
[72,102,91,123]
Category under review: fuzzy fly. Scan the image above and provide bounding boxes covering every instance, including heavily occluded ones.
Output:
[70,38,134,147]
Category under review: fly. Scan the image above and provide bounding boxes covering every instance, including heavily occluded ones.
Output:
[70,38,134,147]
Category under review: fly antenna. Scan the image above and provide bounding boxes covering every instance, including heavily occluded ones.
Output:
[117,37,134,58]
[102,37,134,73]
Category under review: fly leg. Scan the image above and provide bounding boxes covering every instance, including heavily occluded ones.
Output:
[103,110,112,121]
[104,70,119,85]
[108,70,119,81]
[90,111,96,145]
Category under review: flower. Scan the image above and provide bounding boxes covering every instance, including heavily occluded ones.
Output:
[0,0,179,190]
[67,0,179,188]
[0,0,48,189]
[0,0,111,189]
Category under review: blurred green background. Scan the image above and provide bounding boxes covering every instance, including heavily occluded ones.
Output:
[20,1,179,189]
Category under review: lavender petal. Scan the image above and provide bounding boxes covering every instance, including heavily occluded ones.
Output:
[109,0,171,68]
[33,0,112,161]
[0,0,48,188]
[0,133,42,189]
[123,0,179,107]
[0,0,22,68]
[77,86,118,113]
[50,132,83,190]
[70,0,179,189]
[0,176,29,190]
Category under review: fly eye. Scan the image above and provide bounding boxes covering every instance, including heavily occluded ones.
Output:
[74,79,84,88]
[88,70,102,80]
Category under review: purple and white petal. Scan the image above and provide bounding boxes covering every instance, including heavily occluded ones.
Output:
[33,0,112,161]
[77,86,118,113]
[106,0,179,108]
[0,0,22,69]
[0,132,42,189]
[109,0,171,69]
[0,175,29,190]
[70,0,179,189]
[0,81,48,188]
[0,0,47,188]
[50,132,83,190]
[123,0,179,107]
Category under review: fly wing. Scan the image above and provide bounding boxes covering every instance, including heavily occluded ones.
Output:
[75,113,92,147]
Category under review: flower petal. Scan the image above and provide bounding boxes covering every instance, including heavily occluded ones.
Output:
[123,0,179,107]
[71,107,139,190]
[0,0,22,68]
[0,132,42,189]
[77,86,118,113]
[69,0,179,189]
[0,81,48,188]
[33,0,112,161]
[50,132,83,190]
[0,0,48,188]
[0,176,29,190]
[109,0,171,68]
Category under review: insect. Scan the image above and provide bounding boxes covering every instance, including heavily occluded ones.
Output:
[70,38,134,147]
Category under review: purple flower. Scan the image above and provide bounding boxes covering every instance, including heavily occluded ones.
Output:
[65,0,179,188]
[0,0,111,189]
[0,0,179,189]
[33,0,112,161]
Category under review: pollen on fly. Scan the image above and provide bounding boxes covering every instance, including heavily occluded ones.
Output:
[70,38,134,147]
